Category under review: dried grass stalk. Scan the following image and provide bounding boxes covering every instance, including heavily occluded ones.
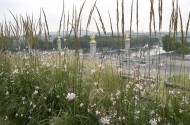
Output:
[174,0,178,37]
[42,8,50,42]
[158,0,163,32]
[179,8,185,57]
[136,0,139,35]
[116,0,119,35]
[185,12,190,39]
[58,0,65,35]
[130,0,134,38]
[150,0,156,36]
[63,13,65,37]
[121,0,124,41]
[68,5,75,38]
[77,0,86,32]
[66,11,69,36]
[94,18,103,51]
[86,0,97,35]
[108,12,114,37]
[96,6,106,36]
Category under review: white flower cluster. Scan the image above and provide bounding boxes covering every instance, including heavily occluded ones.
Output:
[98,64,104,70]
[143,44,149,49]
[100,116,110,125]
[91,69,96,74]
[12,69,19,74]
[149,118,157,125]
[66,92,76,101]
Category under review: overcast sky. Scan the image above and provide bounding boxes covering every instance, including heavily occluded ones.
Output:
[0,0,189,33]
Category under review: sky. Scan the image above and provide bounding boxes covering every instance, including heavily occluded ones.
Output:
[0,0,189,34]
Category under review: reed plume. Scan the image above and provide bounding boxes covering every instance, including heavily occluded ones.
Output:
[77,0,86,32]
[121,0,124,41]
[108,12,114,37]
[179,8,185,57]
[185,12,190,40]
[158,0,163,32]
[58,0,65,36]
[96,6,106,36]
[42,8,50,43]
[136,0,139,35]
[130,0,133,39]
[68,5,75,38]
[116,0,119,36]
[86,0,97,35]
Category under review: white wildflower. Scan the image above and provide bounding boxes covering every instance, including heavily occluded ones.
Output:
[66,92,76,101]
[91,69,96,74]
[64,64,67,71]
[22,96,26,101]
[96,110,100,115]
[87,109,90,112]
[5,91,9,96]
[141,90,146,97]
[160,104,165,108]
[135,110,140,115]
[100,117,110,125]
[13,69,19,74]
[98,64,104,70]
[30,101,33,105]
[159,62,165,67]
[112,101,116,105]
[118,117,121,121]
[168,90,175,95]
[118,68,122,72]
[135,95,139,101]
[182,96,189,105]
[126,84,130,89]
[134,115,139,120]
[33,90,38,95]
[94,82,98,86]
[151,84,156,88]
[150,110,155,115]
[35,86,40,89]
[91,103,96,108]
[61,52,65,56]
[33,104,36,108]
[149,118,157,125]
[48,108,51,112]
[80,103,84,107]
[144,44,149,49]
[4,116,8,120]
[97,88,104,93]
[115,90,121,99]
[22,101,26,104]
[122,117,125,120]
[134,110,140,120]
[136,83,143,90]
[155,45,159,53]
[179,109,183,113]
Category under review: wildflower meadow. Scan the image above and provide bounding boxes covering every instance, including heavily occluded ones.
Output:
[0,0,190,125]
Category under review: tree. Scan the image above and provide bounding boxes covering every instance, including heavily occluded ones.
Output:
[162,35,179,52]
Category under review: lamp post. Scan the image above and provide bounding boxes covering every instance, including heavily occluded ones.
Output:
[90,35,96,58]
[125,34,130,58]
[57,34,61,51]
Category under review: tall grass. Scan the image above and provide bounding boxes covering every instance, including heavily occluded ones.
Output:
[0,0,190,125]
